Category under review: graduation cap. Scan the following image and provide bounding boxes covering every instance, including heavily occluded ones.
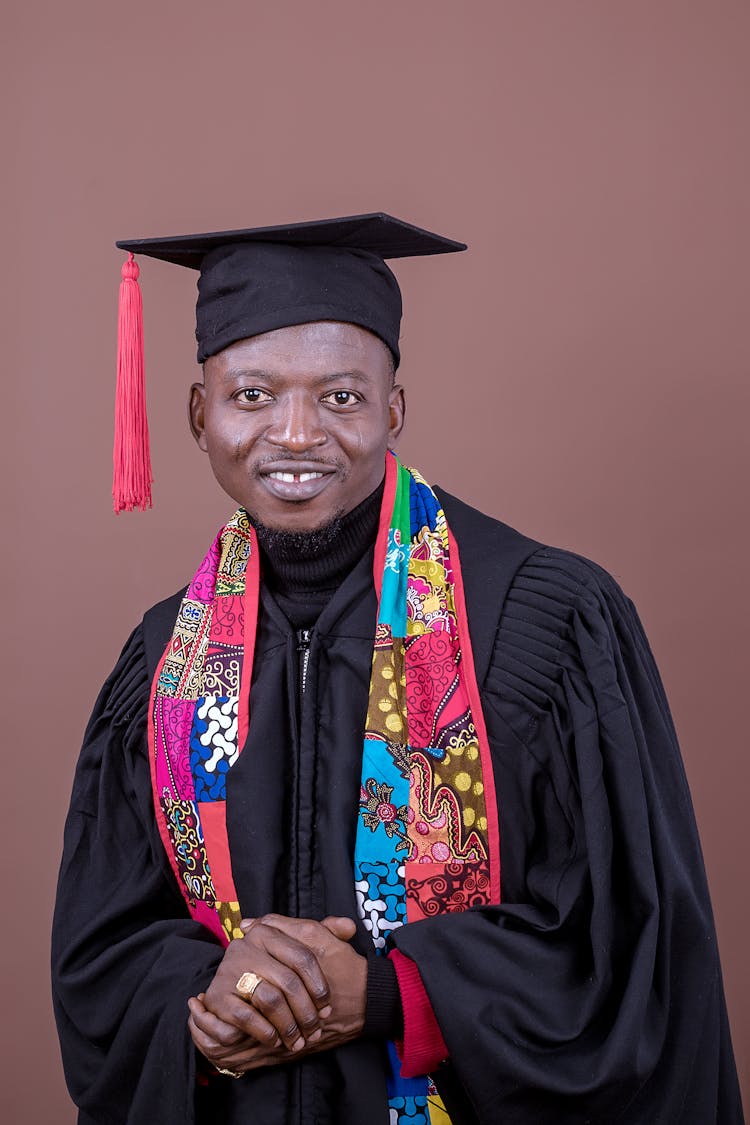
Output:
[113,213,466,513]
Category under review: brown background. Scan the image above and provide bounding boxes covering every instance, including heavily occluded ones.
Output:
[3,1,748,1120]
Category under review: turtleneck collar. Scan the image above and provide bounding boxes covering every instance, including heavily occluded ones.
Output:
[256,479,384,628]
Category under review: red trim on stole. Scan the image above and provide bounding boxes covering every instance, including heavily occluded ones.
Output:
[238,525,260,751]
[198,801,235,900]
[447,528,502,905]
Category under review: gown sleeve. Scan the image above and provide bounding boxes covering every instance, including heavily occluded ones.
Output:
[51,625,224,1125]
[389,548,743,1124]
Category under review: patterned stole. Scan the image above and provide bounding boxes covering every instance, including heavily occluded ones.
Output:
[148,454,500,1124]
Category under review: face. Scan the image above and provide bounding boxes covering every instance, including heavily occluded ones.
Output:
[190,321,405,531]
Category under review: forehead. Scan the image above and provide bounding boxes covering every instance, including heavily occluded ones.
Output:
[205,321,393,379]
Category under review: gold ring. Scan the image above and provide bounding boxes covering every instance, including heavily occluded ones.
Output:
[215,1065,243,1079]
[235,971,264,1001]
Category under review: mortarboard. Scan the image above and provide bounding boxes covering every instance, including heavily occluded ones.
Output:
[113,213,466,513]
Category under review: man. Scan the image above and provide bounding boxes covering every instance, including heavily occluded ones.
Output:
[52,214,743,1124]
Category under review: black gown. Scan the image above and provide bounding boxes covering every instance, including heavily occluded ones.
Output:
[51,492,744,1124]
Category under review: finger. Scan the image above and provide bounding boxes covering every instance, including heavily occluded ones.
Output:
[246,976,311,1052]
[188,996,255,1061]
[190,994,281,1054]
[203,940,318,1044]
[253,922,331,1017]
[261,912,355,946]
[188,995,245,1048]
[217,1040,296,1072]
[321,915,357,941]
[188,1007,241,1064]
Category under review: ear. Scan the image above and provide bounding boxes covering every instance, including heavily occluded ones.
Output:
[387,384,406,448]
[189,382,208,451]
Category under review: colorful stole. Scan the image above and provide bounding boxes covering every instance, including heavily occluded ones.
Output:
[148,454,500,1124]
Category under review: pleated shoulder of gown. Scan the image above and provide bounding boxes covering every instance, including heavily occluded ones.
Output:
[105,625,150,722]
[71,626,151,815]
[484,544,651,728]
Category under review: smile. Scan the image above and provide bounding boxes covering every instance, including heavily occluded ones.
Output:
[268,471,325,483]
[259,464,337,502]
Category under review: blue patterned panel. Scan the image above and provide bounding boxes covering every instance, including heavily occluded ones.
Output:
[357,738,410,866]
[410,477,440,537]
[386,1040,430,1101]
[189,695,239,801]
[354,857,406,948]
[379,528,409,637]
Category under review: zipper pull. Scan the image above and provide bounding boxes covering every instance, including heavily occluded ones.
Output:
[297,629,312,696]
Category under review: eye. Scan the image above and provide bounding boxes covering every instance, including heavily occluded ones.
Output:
[234,388,272,405]
[322,390,361,407]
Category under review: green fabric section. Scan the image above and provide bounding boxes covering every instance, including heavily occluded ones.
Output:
[394,459,411,543]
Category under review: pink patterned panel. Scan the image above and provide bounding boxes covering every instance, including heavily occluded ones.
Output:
[188,535,222,604]
[405,631,462,747]
[209,595,244,645]
[192,899,227,945]
[153,696,195,800]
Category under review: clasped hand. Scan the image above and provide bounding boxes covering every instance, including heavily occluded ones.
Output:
[188,914,367,1075]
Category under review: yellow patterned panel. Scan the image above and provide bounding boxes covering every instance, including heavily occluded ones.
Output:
[427,1092,453,1124]
[217,901,244,942]
[365,643,407,741]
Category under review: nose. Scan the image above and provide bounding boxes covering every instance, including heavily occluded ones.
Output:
[264,391,327,453]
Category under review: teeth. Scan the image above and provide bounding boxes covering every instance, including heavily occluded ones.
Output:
[269,471,324,483]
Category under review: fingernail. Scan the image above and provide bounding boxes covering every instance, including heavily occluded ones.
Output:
[292,1036,305,1052]
[320,1005,332,1019]
[308,1028,322,1042]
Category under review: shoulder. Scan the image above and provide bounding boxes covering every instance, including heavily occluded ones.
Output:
[487,542,642,721]
[504,544,633,641]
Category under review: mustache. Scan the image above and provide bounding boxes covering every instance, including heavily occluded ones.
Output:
[253,455,344,471]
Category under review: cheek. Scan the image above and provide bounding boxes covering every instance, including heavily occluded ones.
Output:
[204,409,248,463]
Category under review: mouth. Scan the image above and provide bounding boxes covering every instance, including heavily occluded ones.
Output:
[258,462,338,502]
[268,470,326,484]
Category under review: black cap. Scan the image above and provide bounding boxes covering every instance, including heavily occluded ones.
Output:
[116,212,466,367]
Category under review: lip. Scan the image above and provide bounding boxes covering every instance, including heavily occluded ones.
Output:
[258,462,337,503]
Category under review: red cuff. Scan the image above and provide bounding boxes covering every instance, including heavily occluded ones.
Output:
[388,948,449,1077]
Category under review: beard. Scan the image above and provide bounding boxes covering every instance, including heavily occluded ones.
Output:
[250,510,346,561]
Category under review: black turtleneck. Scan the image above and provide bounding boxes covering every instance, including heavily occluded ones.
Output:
[256,480,385,630]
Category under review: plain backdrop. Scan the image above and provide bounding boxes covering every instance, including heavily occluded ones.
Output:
[2,1,748,1120]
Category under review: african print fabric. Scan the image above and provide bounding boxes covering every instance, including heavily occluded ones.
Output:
[148,453,500,1123]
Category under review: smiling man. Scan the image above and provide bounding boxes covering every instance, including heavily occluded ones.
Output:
[52,215,743,1125]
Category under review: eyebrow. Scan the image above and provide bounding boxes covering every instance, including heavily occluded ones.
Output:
[221,368,372,385]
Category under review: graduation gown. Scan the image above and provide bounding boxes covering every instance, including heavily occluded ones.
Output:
[51,492,743,1124]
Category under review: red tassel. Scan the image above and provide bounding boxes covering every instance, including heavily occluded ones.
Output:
[113,254,153,513]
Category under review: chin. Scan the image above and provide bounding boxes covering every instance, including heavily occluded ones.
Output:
[247,503,343,536]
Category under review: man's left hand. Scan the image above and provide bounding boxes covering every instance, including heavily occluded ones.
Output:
[188,915,367,1074]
